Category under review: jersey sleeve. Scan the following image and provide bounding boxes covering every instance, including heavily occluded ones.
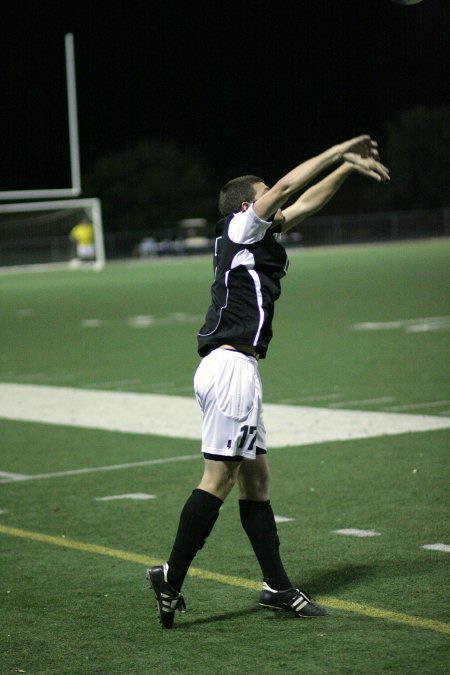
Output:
[227,205,272,245]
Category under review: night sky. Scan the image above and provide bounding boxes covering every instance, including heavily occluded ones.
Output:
[1,0,449,193]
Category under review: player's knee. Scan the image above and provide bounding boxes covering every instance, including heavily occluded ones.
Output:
[239,488,269,501]
[199,460,240,500]
[217,467,238,492]
[238,473,270,501]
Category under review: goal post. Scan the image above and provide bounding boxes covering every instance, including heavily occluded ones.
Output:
[0,198,105,271]
[0,34,81,202]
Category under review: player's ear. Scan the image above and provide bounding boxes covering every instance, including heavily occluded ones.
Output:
[241,201,251,211]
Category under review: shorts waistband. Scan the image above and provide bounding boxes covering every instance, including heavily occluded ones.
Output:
[218,344,259,359]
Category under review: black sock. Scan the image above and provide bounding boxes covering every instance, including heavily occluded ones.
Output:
[239,499,291,590]
[167,488,223,591]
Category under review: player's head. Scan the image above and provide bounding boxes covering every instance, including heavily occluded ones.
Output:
[219,175,265,216]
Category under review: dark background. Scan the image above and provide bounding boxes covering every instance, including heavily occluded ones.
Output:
[1,0,449,194]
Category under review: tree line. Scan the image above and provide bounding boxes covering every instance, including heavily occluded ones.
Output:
[83,106,450,233]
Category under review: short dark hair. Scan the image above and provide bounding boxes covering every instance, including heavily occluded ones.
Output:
[218,175,264,216]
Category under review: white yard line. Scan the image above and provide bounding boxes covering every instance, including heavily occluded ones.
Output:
[421,544,450,553]
[351,316,450,332]
[333,529,381,538]
[83,379,141,389]
[0,454,200,484]
[0,471,28,480]
[95,493,156,501]
[278,393,342,404]
[329,397,395,408]
[1,384,449,453]
[383,400,450,412]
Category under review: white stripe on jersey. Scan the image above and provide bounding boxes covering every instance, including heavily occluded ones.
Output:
[248,269,265,346]
[230,250,265,347]
[214,236,222,278]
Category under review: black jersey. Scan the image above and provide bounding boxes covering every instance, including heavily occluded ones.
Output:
[197,206,289,359]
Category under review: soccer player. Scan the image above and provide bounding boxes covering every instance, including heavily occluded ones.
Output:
[147,136,389,628]
[69,221,95,265]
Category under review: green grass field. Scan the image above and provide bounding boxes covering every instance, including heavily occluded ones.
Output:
[1,240,449,674]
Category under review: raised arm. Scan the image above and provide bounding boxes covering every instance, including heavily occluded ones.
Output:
[280,156,389,232]
[252,135,380,221]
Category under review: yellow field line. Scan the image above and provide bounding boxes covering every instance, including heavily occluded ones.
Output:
[1,524,449,636]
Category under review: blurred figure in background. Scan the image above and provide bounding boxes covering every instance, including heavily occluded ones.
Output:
[69,221,95,266]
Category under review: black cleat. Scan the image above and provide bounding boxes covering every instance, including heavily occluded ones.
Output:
[146,563,186,629]
[259,582,327,618]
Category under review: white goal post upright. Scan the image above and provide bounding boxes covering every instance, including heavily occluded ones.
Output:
[65,33,82,198]
[0,33,81,201]
[0,198,105,270]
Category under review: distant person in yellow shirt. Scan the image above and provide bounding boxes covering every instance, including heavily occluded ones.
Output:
[69,222,95,265]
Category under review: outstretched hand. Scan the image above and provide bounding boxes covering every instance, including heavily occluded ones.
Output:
[336,135,389,181]
[343,154,390,182]
[338,135,380,160]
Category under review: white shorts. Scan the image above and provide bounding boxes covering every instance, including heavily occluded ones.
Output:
[77,243,95,259]
[194,348,266,461]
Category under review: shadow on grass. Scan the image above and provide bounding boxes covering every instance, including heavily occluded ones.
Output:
[174,566,373,628]
[176,605,261,629]
[296,564,375,595]
[168,559,444,628]
[297,557,443,597]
